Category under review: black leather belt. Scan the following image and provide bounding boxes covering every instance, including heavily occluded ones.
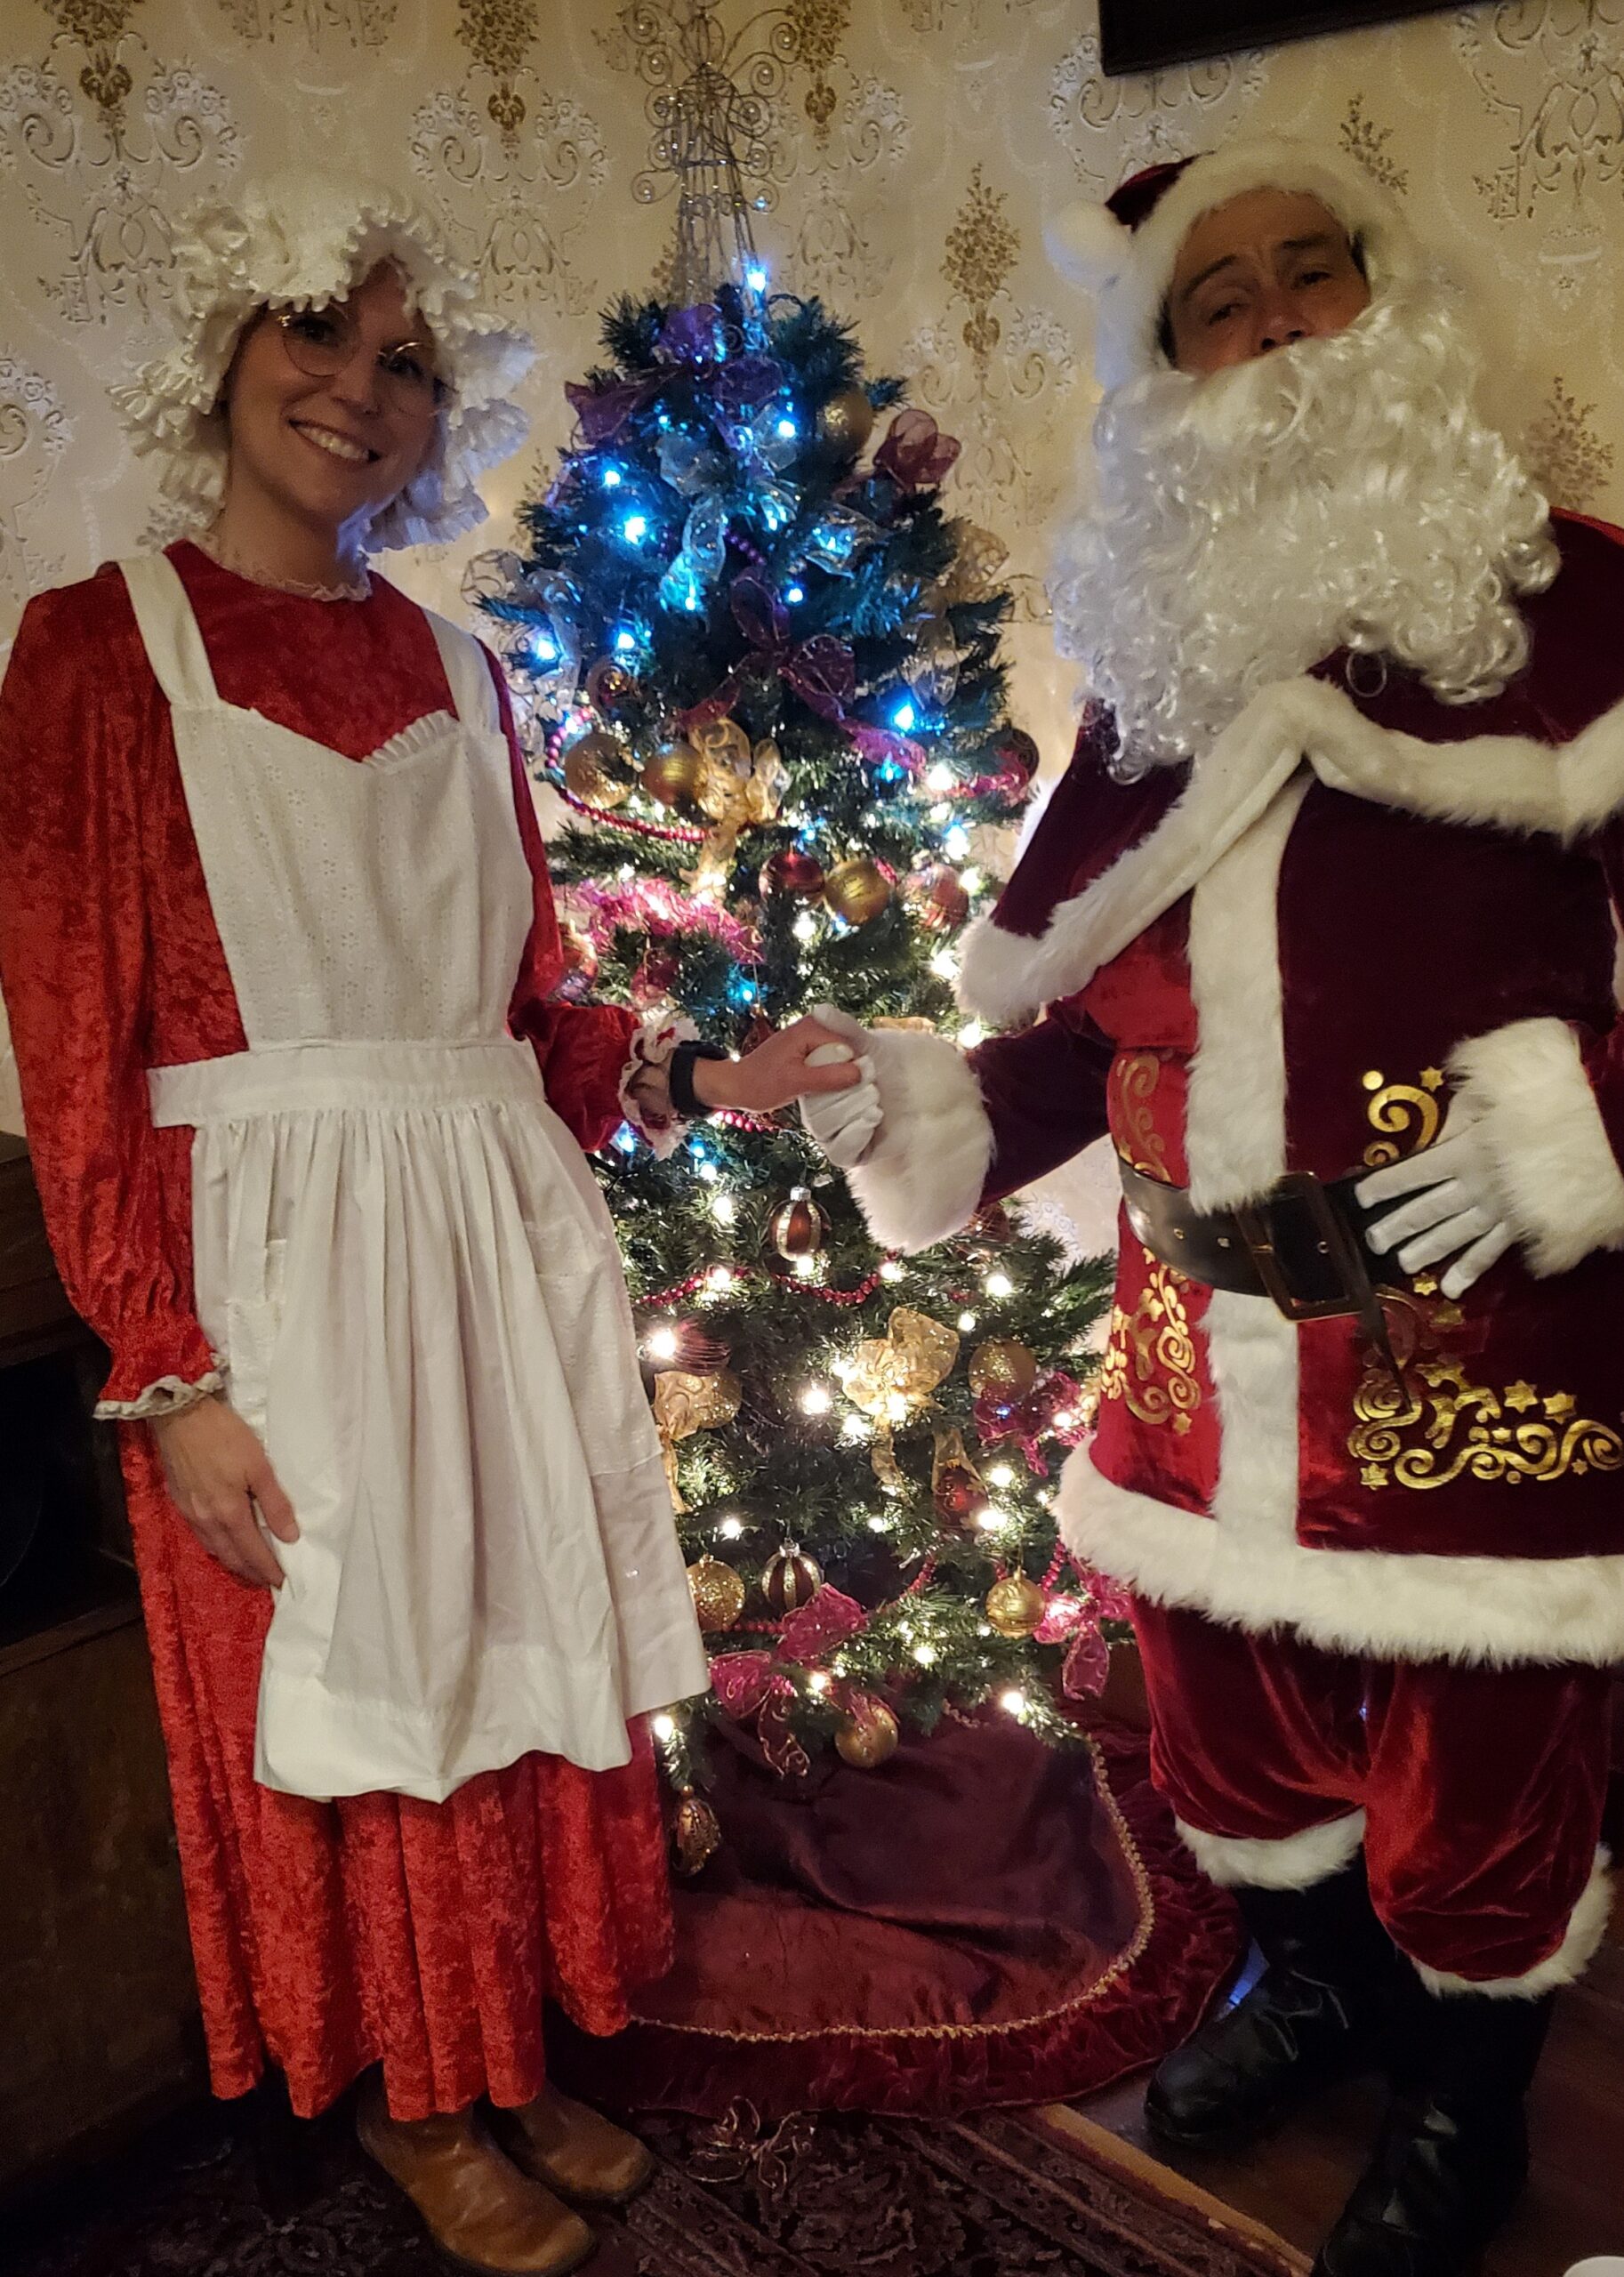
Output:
[1118,1159,1402,1363]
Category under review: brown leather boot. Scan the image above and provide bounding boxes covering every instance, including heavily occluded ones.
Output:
[486,2086,656,2210]
[356,2074,598,2275]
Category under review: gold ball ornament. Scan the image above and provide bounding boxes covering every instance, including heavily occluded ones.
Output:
[770,1186,829,1261]
[985,1573,1048,1639]
[672,1788,722,1876]
[562,729,627,809]
[969,1339,1039,1403]
[762,1543,824,1616]
[823,857,892,926]
[834,1695,900,1768]
[687,1554,747,1634]
[640,736,703,808]
[818,386,876,455]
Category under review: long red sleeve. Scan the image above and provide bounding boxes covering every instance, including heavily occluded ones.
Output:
[0,581,220,1412]
[485,656,639,1155]
[971,1004,1115,1204]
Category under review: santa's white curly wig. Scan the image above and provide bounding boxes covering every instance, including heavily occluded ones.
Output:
[113,173,534,551]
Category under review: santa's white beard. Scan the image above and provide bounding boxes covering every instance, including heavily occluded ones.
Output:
[1050,287,1558,771]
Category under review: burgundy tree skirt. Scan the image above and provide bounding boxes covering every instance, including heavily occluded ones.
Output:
[553,1712,1242,2118]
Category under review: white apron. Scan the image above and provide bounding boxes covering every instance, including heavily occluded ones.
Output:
[120,555,709,1805]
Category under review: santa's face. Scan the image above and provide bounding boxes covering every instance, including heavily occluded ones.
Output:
[1050,257,1556,770]
[1166,189,1371,374]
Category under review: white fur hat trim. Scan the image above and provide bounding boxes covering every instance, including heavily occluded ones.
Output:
[1049,136,1426,390]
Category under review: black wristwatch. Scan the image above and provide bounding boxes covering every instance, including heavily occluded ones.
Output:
[668,1040,730,1119]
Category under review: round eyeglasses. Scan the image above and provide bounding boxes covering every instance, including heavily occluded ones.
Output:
[271,305,449,411]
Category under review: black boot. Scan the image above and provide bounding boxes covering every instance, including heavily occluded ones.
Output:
[1147,1855,1397,2149]
[1312,1983,1554,2275]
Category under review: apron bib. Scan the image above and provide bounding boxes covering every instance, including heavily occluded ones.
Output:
[121,555,707,1804]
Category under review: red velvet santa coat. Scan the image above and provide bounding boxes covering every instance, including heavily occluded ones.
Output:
[0,543,671,2119]
[842,512,1624,1671]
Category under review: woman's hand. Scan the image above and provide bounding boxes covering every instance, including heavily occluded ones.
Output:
[149,1395,299,1589]
[692,1014,865,1116]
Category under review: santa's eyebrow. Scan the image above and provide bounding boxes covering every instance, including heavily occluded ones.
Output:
[1175,230,1348,310]
[1175,253,1246,308]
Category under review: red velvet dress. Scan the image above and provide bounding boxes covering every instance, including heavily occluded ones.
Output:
[0,543,673,2120]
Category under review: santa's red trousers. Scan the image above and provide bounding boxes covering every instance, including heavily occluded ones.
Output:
[1130,1599,1612,1985]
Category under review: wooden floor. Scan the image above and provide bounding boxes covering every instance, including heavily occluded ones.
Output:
[1059,1920,1624,2276]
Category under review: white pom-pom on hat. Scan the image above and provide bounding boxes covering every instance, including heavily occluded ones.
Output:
[1044,203,1134,296]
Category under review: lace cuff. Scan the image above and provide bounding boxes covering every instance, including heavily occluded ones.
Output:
[618,1012,701,1161]
[95,1366,226,1423]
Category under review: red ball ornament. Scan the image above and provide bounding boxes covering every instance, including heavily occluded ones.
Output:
[934,1464,987,1527]
[631,950,680,1007]
[769,1186,829,1260]
[762,1544,824,1615]
[585,656,638,713]
[648,1318,731,1373]
[760,846,827,898]
[993,727,1039,787]
[901,863,970,936]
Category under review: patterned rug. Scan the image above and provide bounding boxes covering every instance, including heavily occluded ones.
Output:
[11,2095,1302,2277]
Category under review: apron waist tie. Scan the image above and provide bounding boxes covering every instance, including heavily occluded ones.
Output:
[148,1037,542,1126]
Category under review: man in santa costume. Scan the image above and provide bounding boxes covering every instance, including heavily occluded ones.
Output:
[803,137,1624,2273]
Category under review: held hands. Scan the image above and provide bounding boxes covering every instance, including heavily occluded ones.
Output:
[690,1012,867,1116]
[1355,1098,1515,1299]
[798,1002,883,1167]
[149,1395,299,1589]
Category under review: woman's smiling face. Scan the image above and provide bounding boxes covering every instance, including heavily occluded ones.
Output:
[219,262,443,541]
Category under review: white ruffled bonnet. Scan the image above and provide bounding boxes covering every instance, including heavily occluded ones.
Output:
[114,173,534,551]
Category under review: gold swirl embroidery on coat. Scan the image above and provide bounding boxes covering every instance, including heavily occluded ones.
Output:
[1113,1052,1170,1179]
[1097,1248,1201,1436]
[1348,1303,1622,1492]
[1362,1065,1446,1168]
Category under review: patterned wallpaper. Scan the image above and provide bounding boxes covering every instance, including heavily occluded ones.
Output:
[4,0,1623,774]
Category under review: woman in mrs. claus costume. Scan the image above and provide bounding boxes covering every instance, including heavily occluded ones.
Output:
[0,178,855,2277]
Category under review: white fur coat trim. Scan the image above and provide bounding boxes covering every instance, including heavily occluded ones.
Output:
[1060,1452,1624,1666]
[958,673,1624,1028]
[1175,1811,1367,1892]
[843,1026,993,1256]
[1413,1850,1613,2000]
[1451,1016,1624,1276]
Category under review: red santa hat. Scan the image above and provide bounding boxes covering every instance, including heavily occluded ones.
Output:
[1047,135,1425,390]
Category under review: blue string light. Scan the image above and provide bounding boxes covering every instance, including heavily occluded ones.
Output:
[891,699,917,733]
[622,512,649,543]
[776,416,798,440]
[600,466,623,489]
[614,627,639,654]
[747,264,768,292]
[785,583,805,604]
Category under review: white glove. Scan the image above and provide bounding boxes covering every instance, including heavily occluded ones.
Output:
[799,1005,883,1168]
[1355,1099,1515,1299]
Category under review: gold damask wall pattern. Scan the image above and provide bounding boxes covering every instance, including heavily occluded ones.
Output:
[3,0,1624,777]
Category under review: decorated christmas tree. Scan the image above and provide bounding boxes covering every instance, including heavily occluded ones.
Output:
[470,50,1114,1865]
